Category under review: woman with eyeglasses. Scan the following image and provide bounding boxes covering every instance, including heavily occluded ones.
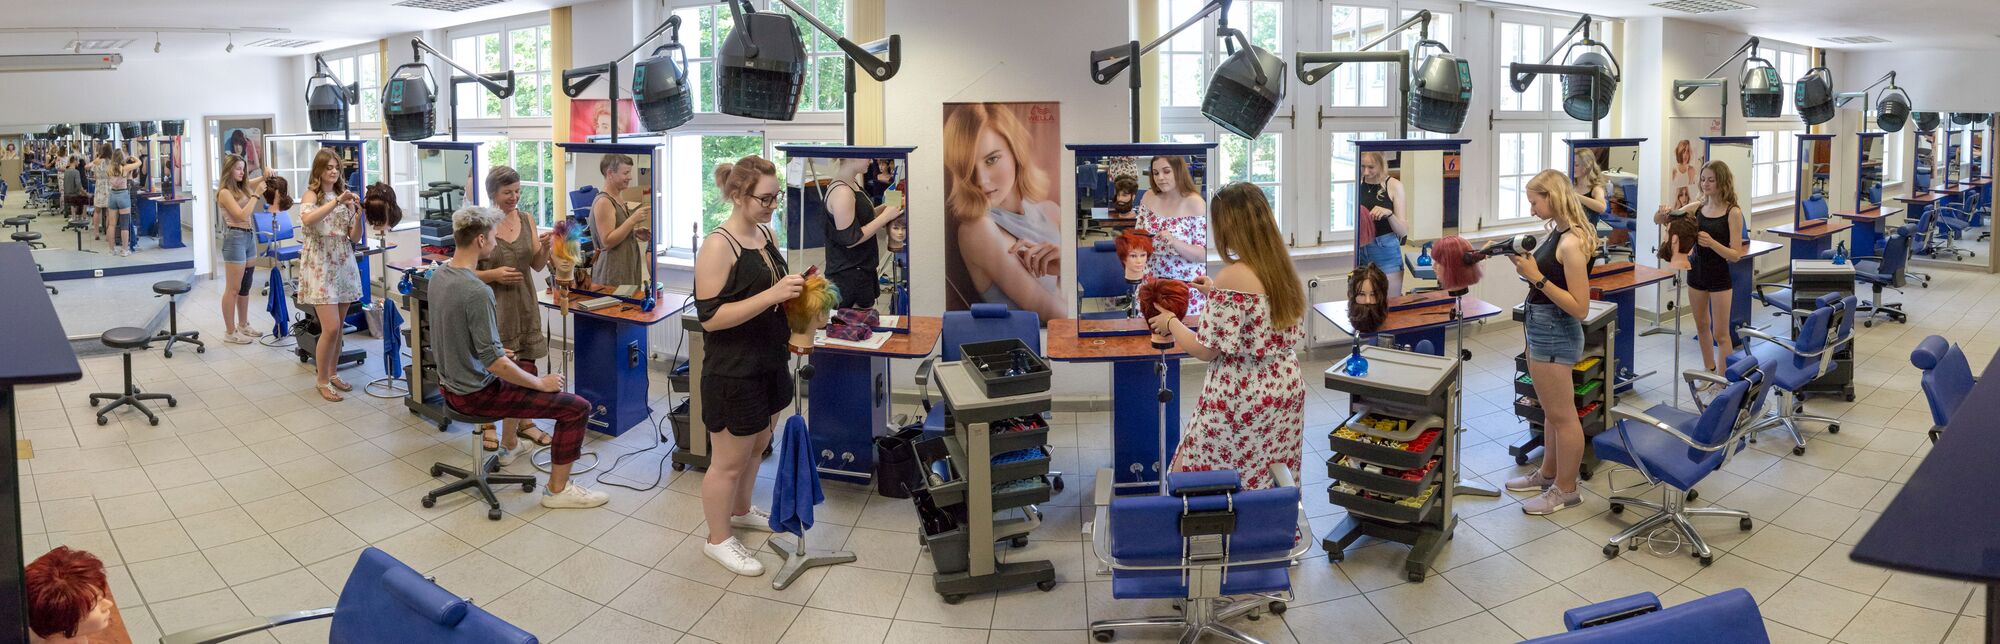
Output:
[589,153,651,289]
[691,155,799,578]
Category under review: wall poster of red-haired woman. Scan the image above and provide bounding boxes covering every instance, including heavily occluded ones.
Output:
[942,101,1068,321]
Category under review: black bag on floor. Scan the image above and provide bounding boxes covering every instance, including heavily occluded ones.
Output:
[873,426,924,498]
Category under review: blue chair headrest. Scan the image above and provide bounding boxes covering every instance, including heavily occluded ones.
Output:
[1166,470,1241,496]
[1912,335,1950,370]
[1816,293,1841,309]
[1093,239,1117,251]
[969,303,1009,319]
[383,564,470,627]
[1724,355,1758,382]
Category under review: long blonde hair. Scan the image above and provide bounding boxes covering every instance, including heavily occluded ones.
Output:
[943,104,1049,222]
[1700,160,1740,213]
[1526,169,1599,258]
[1211,182,1304,329]
[1573,150,1605,192]
[306,148,345,197]
[218,154,247,198]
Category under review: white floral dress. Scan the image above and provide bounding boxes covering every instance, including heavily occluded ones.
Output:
[1138,206,1209,315]
[1172,289,1306,490]
[297,193,363,306]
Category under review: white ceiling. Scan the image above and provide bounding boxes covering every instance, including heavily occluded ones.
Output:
[0,0,563,58]
[1491,0,1997,52]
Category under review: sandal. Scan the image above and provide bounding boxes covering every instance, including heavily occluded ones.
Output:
[479,424,501,451]
[328,376,354,392]
[316,383,344,402]
[515,426,553,447]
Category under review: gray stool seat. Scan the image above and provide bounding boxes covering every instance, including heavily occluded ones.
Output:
[13,231,41,242]
[152,280,191,296]
[424,400,537,521]
[90,327,174,426]
[4,216,28,228]
[101,326,153,350]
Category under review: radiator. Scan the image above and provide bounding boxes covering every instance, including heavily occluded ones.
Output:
[1305,272,1350,348]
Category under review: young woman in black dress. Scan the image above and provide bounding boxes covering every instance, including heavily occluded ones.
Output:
[1653,160,1747,377]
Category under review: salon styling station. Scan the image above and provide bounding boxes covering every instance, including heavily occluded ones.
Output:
[1585,262,1671,392]
[0,244,83,641]
[1508,300,1617,476]
[914,349,1058,603]
[546,142,666,438]
[1320,346,1463,582]
[1046,318,1187,495]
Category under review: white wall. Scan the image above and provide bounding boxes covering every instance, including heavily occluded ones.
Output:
[1843,49,2000,113]
[0,55,299,277]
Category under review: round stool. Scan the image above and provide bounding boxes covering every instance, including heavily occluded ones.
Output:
[151,280,203,357]
[4,216,29,233]
[13,231,45,250]
[87,327,175,426]
[425,403,538,521]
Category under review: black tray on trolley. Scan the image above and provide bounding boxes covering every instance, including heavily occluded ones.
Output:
[925,475,1054,512]
[1325,456,1441,499]
[1326,426,1443,471]
[960,339,1051,399]
[1327,483,1441,525]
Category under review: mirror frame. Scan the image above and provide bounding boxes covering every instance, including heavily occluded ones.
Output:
[1565,137,1646,228]
[559,141,661,308]
[1702,136,1758,238]
[776,144,919,325]
[1795,133,1835,226]
[1354,137,1472,297]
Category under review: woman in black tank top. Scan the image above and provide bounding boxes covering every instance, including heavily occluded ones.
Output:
[692,155,799,578]
[824,158,907,310]
[1503,170,1600,518]
[1651,161,1747,375]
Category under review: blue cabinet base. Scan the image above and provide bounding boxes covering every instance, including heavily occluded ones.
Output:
[1111,359,1180,495]
[573,314,651,437]
[807,351,887,485]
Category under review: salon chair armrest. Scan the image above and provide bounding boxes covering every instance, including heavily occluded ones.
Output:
[160,609,336,644]
[1735,328,1827,358]
[1562,592,1663,631]
[1610,405,1733,453]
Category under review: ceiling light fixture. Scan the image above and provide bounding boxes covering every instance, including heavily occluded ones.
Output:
[71,33,81,54]
[153,33,161,54]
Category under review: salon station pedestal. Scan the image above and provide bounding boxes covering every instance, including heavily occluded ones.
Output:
[1313,291,1503,358]
[133,194,189,250]
[539,290,680,437]
[1320,346,1462,583]
[807,317,941,484]
[1045,318,1185,495]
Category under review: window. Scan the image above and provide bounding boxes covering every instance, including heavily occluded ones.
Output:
[1326,6,1391,108]
[1772,48,1809,117]
[1159,0,1211,108]
[1495,131,1544,221]
[1157,0,1291,234]
[661,132,834,252]
[449,21,552,123]
[319,47,382,125]
[1498,21,1546,112]
[673,0,849,114]
[1749,130,1797,200]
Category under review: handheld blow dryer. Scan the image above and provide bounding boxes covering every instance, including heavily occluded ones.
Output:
[1433,233,1538,293]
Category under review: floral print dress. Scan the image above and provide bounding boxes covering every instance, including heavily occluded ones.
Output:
[1173,289,1306,490]
[1138,206,1209,315]
[297,193,363,306]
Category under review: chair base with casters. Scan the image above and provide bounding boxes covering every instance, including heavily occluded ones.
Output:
[152,280,203,357]
[88,327,176,426]
[36,262,54,295]
[425,405,537,521]
[1594,361,1764,566]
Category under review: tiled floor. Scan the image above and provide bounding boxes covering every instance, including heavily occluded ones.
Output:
[19,261,2000,644]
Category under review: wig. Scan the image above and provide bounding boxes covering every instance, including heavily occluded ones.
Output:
[1347,262,1389,334]
[784,272,842,335]
[1137,278,1190,321]
[261,175,294,213]
[550,219,585,265]
[362,182,402,229]
[1432,235,1483,292]
[1659,214,1699,269]
[25,546,109,639]
[1114,229,1155,258]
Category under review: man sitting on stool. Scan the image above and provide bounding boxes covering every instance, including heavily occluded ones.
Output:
[431,206,608,509]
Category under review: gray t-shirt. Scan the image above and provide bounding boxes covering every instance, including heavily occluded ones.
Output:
[428,265,503,396]
[61,168,82,196]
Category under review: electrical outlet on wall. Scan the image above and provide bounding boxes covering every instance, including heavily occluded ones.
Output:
[93,269,103,278]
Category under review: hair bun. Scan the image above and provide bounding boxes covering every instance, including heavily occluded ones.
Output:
[262,176,294,212]
[362,182,402,228]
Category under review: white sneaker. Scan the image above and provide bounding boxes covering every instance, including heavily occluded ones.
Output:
[540,482,609,509]
[728,506,774,532]
[223,330,252,345]
[703,537,765,576]
[492,445,518,467]
[239,327,265,339]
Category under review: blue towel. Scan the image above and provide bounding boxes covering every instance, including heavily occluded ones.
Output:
[265,266,290,338]
[381,298,404,377]
[769,414,824,535]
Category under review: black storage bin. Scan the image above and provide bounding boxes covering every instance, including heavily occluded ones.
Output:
[959,339,1051,398]
[668,399,692,449]
[873,426,924,499]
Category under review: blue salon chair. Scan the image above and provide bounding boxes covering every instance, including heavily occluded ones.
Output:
[1890,223,1930,288]
[1594,357,1763,565]
[254,209,301,263]
[913,304,1041,433]
[1732,296,1853,455]
[1911,335,1976,444]
[1801,194,1829,221]
[1078,239,1133,320]
[1089,469,1308,644]
[160,547,536,644]
[1930,203,1976,261]
[1522,589,1768,643]
[1852,232,1910,326]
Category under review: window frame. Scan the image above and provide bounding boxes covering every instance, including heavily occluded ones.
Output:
[315,44,384,128]
[445,15,555,128]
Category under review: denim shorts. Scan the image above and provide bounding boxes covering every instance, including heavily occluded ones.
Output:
[107,189,131,210]
[221,227,257,264]
[1357,232,1404,273]
[1524,302,1584,364]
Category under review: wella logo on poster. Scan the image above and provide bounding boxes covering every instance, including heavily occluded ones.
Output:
[1028,105,1056,124]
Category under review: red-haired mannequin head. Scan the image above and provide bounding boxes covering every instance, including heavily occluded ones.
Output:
[1115,230,1155,281]
[1137,278,1190,345]
[25,547,113,641]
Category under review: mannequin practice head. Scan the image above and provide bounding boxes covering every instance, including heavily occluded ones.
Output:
[25,547,113,641]
[1348,262,1389,334]
[362,182,402,229]
[886,217,908,250]
[1137,278,1190,345]
[1431,235,1483,292]
[1115,229,1154,281]
[1110,174,1139,214]
[784,272,841,348]
[550,219,585,284]
[261,175,294,213]
[1659,213,1698,270]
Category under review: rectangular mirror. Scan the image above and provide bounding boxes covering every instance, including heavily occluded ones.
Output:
[563,143,658,300]
[1569,139,1642,260]
[1858,133,1885,210]
[14,120,198,293]
[1914,126,1936,195]
[778,146,914,321]
[1704,137,1756,235]
[1066,143,1215,326]
[1798,134,1833,224]
[413,142,477,251]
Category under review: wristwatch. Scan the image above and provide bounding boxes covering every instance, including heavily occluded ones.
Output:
[1532,276,1550,290]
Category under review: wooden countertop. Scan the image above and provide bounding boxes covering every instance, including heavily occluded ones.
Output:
[1895,193,1946,205]
[815,315,942,359]
[1835,207,1903,221]
[1046,317,1191,362]
[1766,220,1852,240]
[537,289,685,326]
[1745,239,1784,258]
[1588,262,1674,294]
[1312,292,1502,338]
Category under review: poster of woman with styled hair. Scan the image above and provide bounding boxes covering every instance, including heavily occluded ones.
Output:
[942,102,1068,321]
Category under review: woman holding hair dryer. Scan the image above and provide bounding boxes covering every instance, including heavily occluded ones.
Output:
[1504,169,1599,516]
